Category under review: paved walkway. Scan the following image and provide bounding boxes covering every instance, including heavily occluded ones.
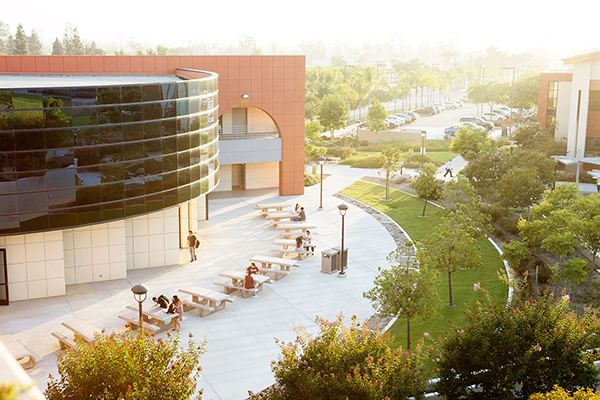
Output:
[0,165,398,400]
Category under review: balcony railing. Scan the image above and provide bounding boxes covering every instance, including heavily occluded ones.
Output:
[219,124,280,140]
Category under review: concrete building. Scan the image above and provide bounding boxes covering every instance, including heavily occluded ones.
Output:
[0,55,305,304]
[538,51,600,159]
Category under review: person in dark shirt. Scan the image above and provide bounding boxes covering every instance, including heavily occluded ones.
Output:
[299,207,306,221]
[153,295,169,308]
[245,271,258,298]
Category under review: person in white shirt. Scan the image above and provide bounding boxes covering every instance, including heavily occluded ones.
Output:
[443,160,453,178]
[303,230,315,255]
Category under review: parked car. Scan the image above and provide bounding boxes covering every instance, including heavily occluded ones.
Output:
[432,103,445,111]
[444,101,461,109]
[451,99,464,107]
[525,112,538,123]
[495,106,516,116]
[396,112,415,122]
[384,118,399,129]
[459,116,494,130]
[387,116,406,126]
[414,106,438,116]
[444,122,485,139]
[403,111,419,120]
[482,112,507,124]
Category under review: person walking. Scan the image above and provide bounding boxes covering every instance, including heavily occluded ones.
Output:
[443,160,453,178]
[187,231,199,262]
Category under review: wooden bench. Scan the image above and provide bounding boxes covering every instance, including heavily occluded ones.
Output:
[118,315,161,334]
[0,335,43,370]
[182,299,216,317]
[214,281,258,298]
[51,331,77,352]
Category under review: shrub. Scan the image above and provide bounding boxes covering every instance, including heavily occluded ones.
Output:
[435,292,600,400]
[339,154,382,169]
[46,331,206,400]
[530,386,600,399]
[304,173,321,187]
[267,314,431,400]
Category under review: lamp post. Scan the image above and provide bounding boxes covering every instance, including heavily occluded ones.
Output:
[509,140,516,156]
[318,156,326,210]
[420,131,426,169]
[131,283,149,333]
[502,66,515,134]
[337,203,348,278]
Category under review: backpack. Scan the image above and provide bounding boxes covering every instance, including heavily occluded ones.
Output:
[194,236,200,248]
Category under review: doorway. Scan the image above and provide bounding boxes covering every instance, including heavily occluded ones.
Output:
[0,249,8,305]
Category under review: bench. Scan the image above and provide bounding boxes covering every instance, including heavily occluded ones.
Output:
[249,255,300,272]
[259,267,290,281]
[0,336,43,370]
[214,280,258,298]
[270,248,313,259]
[118,315,161,334]
[182,299,216,317]
[51,331,77,352]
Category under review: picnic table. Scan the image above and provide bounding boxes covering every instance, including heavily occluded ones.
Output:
[264,212,298,222]
[215,270,272,297]
[249,255,300,279]
[0,335,42,370]
[179,286,233,316]
[255,203,293,213]
[125,304,180,333]
[61,319,101,344]
[275,223,317,234]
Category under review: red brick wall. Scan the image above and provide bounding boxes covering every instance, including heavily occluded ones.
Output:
[537,72,572,127]
[0,55,306,196]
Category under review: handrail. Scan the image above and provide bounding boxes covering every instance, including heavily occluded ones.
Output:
[219,124,280,140]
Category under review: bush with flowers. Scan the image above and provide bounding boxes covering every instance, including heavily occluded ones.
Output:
[258,314,430,400]
[434,286,600,399]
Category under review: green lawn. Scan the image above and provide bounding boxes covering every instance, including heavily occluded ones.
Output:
[341,181,508,352]
[424,151,455,164]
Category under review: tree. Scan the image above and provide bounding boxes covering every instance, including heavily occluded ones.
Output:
[156,45,170,55]
[85,41,105,55]
[377,147,402,200]
[410,163,439,217]
[52,37,64,55]
[70,28,85,55]
[513,123,566,156]
[439,175,491,238]
[46,331,206,400]
[13,23,28,55]
[467,81,509,112]
[513,73,540,111]
[62,29,73,55]
[305,119,324,144]
[364,246,440,350]
[435,292,600,399]
[419,214,481,306]
[462,151,509,204]
[27,28,42,54]
[266,314,431,400]
[449,126,496,162]
[318,93,347,140]
[366,98,387,145]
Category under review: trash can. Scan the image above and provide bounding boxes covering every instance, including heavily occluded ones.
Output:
[321,248,339,274]
[333,246,349,269]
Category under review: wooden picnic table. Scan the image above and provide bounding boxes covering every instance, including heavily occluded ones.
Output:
[179,286,233,312]
[275,223,317,233]
[125,304,178,332]
[61,320,102,344]
[0,335,42,370]
[255,203,293,213]
[218,270,271,290]
[264,212,297,222]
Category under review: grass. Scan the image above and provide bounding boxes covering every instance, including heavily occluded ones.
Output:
[341,181,508,353]
[424,151,454,164]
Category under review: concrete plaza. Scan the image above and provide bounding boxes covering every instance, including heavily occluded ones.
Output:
[0,164,400,400]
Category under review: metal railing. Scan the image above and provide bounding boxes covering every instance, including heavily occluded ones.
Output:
[218,124,280,140]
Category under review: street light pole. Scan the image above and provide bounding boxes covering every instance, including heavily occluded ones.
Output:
[131,283,149,334]
[318,156,326,210]
[502,66,515,134]
[337,203,348,278]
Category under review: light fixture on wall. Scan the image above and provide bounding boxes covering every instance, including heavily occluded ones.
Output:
[242,94,249,99]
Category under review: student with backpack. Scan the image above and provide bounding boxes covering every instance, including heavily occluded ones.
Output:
[187,230,200,262]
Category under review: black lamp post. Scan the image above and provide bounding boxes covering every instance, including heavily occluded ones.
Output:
[131,283,149,332]
[318,156,326,210]
[337,203,348,277]
[420,131,426,169]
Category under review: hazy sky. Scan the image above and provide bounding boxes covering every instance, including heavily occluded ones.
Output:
[2,0,598,60]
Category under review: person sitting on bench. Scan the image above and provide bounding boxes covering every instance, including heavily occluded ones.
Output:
[293,207,306,221]
[153,294,170,309]
[303,230,315,255]
[246,262,259,275]
[245,271,258,298]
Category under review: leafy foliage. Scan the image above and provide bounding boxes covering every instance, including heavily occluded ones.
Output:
[45,331,206,400]
[410,163,441,216]
[268,314,431,400]
[439,175,491,238]
[364,246,440,350]
[435,292,600,400]
[367,98,388,144]
[318,93,348,139]
[530,386,600,400]
[449,127,497,161]
[377,147,402,199]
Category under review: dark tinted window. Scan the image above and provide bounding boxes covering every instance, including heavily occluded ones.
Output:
[98,87,121,105]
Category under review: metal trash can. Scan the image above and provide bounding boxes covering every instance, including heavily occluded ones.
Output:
[321,248,339,274]
[333,246,349,269]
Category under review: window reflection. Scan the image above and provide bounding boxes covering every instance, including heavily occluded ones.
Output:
[72,107,98,127]
[17,151,46,172]
[71,87,97,107]
[177,82,188,99]
[13,110,44,130]
[47,169,75,189]
[46,149,74,169]
[48,189,76,209]
[122,86,142,103]
[45,129,74,149]
[74,127,99,146]
[145,175,163,194]
[161,83,176,100]
[76,167,101,186]
[102,182,124,202]
[76,185,102,206]
[98,87,121,105]
[12,89,43,109]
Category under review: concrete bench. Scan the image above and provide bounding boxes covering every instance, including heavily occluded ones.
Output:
[0,335,43,370]
[182,299,216,317]
[214,280,258,298]
[51,331,77,352]
[118,315,161,334]
[259,267,290,281]
[270,248,313,259]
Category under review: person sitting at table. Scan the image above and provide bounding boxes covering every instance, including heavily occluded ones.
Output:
[295,236,306,259]
[294,203,300,213]
[303,230,315,255]
[293,207,306,221]
[245,271,258,298]
[171,295,183,331]
[152,294,170,309]
[246,262,259,275]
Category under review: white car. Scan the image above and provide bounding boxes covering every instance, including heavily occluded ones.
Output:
[387,116,406,126]
[482,112,507,123]
[444,101,461,109]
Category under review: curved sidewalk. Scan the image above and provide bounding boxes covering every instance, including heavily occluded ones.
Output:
[0,165,397,400]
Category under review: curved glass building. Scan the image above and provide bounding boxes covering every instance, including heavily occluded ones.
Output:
[0,72,219,235]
